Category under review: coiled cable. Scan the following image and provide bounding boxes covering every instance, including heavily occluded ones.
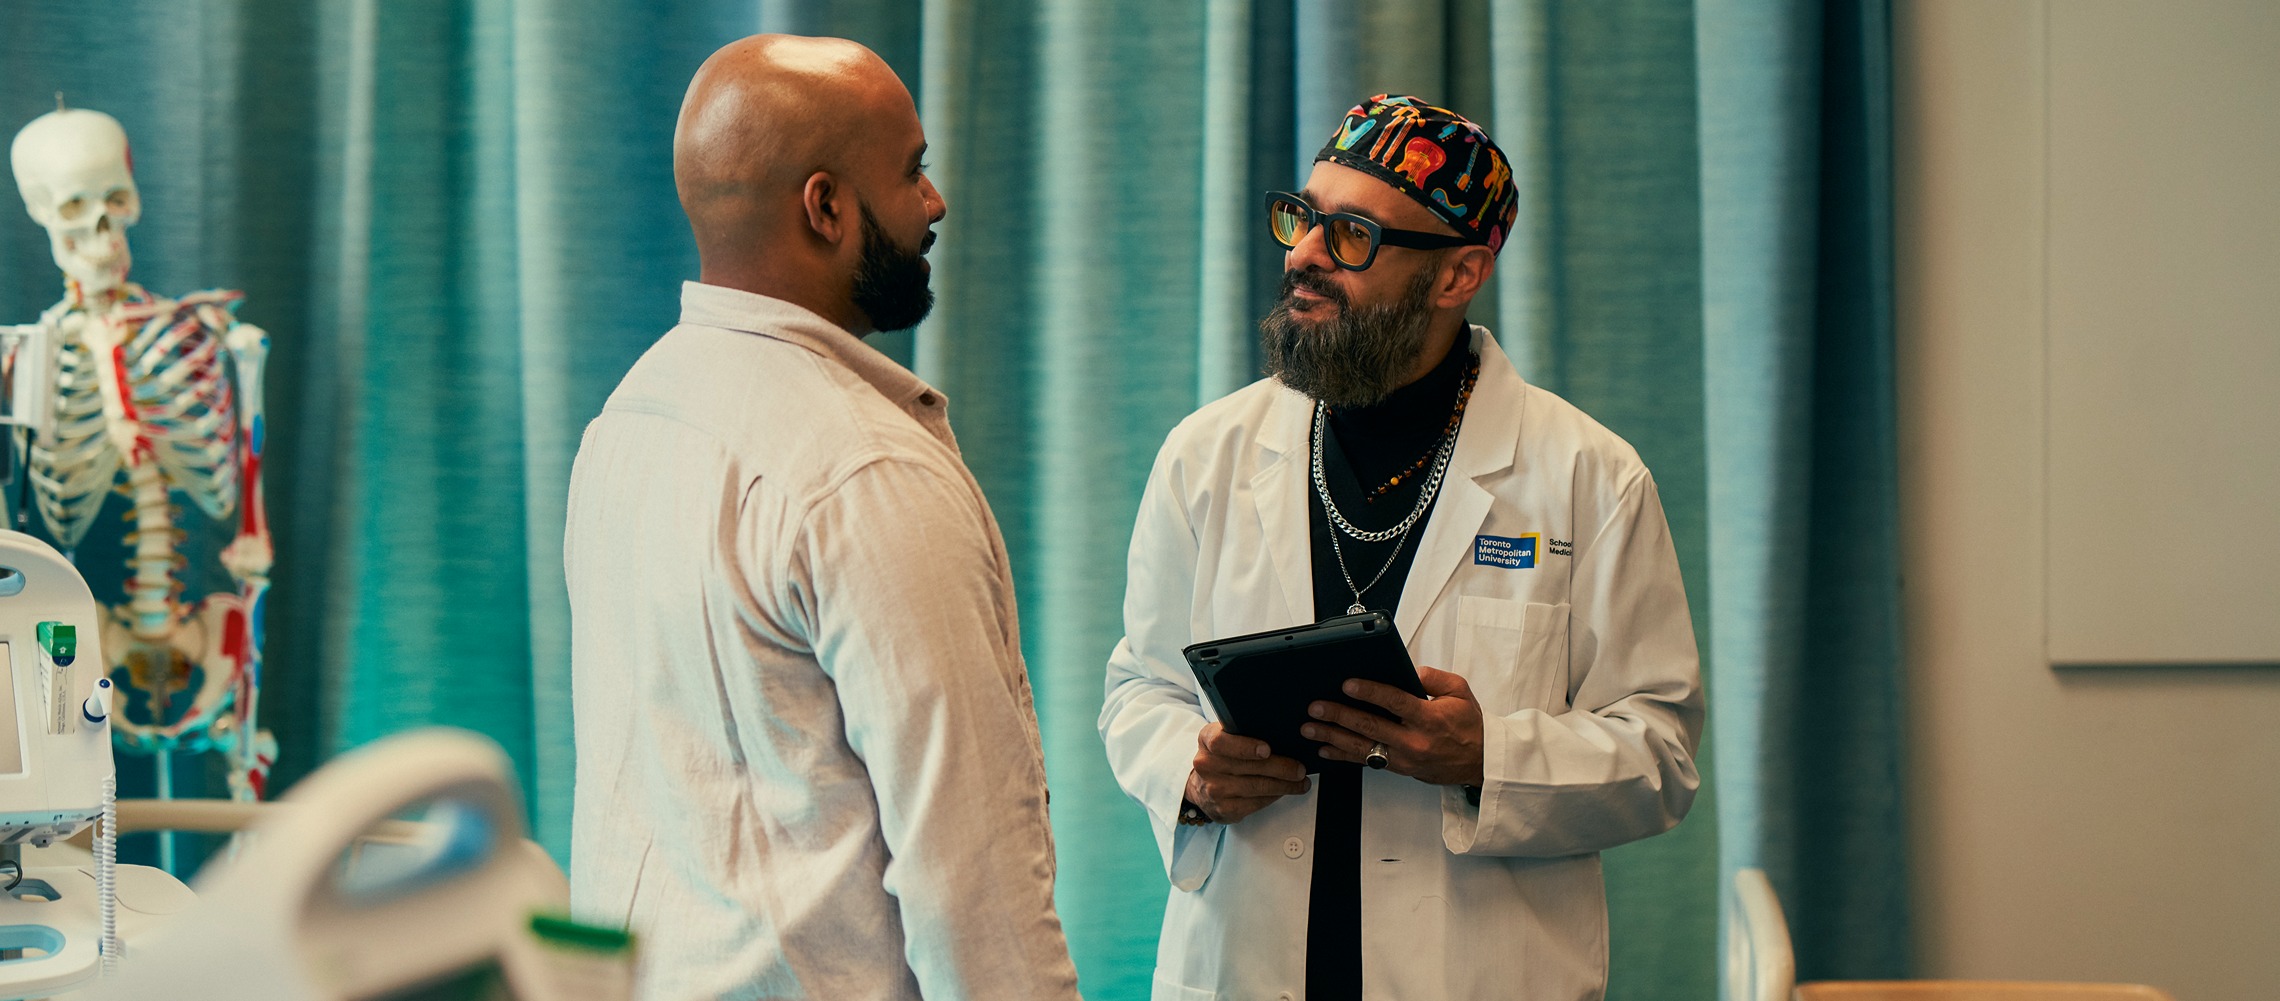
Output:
[97,773,119,975]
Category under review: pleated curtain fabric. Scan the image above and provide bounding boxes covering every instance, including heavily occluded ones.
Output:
[0,0,1906,996]
[1698,0,1911,986]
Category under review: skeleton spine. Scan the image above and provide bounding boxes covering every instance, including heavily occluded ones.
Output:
[125,460,176,640]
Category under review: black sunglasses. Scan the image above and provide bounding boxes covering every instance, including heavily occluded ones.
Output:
[1264,190,1473,271]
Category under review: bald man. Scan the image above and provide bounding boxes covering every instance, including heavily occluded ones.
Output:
[564,36,1083,1001]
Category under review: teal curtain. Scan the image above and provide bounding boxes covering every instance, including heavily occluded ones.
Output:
[2,1,1906,997]
[1698,0,1910,985]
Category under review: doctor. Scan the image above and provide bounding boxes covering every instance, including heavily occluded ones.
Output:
[1099,95,1704,1001]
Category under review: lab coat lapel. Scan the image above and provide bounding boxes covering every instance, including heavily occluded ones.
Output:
[1251,388,1317,626]
[1394,328,1525,644]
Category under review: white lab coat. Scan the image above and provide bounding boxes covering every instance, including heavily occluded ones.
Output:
[1099,327,1703,1001]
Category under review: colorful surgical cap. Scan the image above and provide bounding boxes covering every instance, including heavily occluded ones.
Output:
[1313,94,1517,254]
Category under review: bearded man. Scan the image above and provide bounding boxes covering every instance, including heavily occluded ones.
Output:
[1099,95,1703,1001]
[565,35,1081,1001]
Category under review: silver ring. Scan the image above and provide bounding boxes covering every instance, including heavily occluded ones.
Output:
[1364,742,1389,770]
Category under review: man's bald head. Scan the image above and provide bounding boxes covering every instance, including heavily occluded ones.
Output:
[670,34,939,326]
[677,37,874,218]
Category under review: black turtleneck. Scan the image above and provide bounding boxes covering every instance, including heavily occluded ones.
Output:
[1304,333,1472,1001]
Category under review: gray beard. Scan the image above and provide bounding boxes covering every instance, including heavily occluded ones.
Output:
[1258,266,1439,408]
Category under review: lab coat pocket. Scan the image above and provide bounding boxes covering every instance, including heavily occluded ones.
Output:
[1453,596,1570,716]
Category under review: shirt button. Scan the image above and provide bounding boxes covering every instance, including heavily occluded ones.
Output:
[1279,993,1295,1001]
[1283,837,1304,859]
[917,391,938,407]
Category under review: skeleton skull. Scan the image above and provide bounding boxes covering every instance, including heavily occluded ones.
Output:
[10,109,140,296]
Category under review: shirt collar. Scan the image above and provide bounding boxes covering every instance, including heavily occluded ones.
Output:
[677,281,946,413]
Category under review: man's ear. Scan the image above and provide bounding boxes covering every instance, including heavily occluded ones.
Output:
[801,171,848,246]
[1434,245,1495,310]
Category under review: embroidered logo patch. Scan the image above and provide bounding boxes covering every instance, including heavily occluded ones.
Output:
[1473,534,1538,570]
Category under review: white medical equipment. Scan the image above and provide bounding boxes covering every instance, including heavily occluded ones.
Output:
[0,528,191,999]
[86,728,621,1001]
[9,106,278,846]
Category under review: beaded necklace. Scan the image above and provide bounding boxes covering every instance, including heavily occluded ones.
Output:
[1353,351,1481,504]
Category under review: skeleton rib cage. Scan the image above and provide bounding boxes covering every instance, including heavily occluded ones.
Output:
[28,287,243,550]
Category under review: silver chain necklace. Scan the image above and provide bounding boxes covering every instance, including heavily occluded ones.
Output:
[1312,401,1457,542]
[1311,402,1460,614]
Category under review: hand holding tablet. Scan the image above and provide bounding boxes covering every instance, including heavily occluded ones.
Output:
[1182,611,1428,774]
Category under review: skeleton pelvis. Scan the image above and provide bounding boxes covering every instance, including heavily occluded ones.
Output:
[103,594,247,755]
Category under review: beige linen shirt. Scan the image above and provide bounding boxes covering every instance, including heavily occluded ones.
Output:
[566,282,1081,1001]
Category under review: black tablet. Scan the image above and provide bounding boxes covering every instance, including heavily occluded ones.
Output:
[1182,610,1426,772]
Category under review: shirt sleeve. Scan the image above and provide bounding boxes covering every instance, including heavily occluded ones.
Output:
[1098,441,1223,891]
[1441,472,1706,858]
[791,456,1084,1000]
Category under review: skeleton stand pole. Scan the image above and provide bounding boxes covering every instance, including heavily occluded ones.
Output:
[153,747,173,874]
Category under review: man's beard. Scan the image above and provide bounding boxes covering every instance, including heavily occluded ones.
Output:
[850,203,936,333]
[1258,266,1438,407]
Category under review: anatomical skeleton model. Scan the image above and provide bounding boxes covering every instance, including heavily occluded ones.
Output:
[6,106,275,826]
